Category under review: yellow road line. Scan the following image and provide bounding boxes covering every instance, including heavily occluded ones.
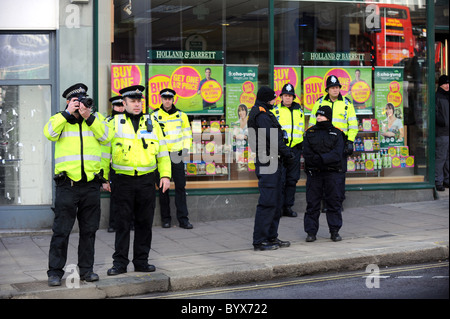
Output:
[142,261,449,299]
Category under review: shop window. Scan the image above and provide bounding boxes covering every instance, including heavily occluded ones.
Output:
[0,32,53,205]
[0,34,50,80]
[111,0,269,185]
[110,0,431,187]
[274,0,429,184]
[0,85,52,205]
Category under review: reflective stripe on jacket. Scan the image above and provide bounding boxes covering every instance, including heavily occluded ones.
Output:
[271,102,304,147]
[43,112,114,182]
[105,114,171,178]
[152,108,192,152]
[309,94,358,142]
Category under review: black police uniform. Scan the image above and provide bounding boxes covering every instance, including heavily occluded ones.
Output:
[248,87,295,251]
[302,107,346,242]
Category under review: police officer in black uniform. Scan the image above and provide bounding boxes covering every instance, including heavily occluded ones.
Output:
[302,106,346,242]
[248,86,295,251]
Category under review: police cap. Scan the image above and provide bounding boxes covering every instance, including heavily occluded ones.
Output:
[119,85,145,99]
[325,75,341,92]
[160,88,176,98]
[62,83,88,100]
[280,83,296,98]
[109,95,123,106]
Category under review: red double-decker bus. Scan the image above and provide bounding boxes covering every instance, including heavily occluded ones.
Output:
[368,3,415,66]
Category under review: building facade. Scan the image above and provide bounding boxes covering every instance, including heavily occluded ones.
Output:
[0,0,448,229]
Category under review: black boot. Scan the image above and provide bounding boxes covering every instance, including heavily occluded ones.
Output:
[305,234,316,242]
[330,232,342,242]
[282,207,297,217]
[269,238,291,248]
[253,241,279,251]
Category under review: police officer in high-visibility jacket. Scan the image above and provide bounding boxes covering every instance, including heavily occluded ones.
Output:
[309,75,358,208]
[271,83,304,218]
[44,83,114,287]
[104,85,171,276]
[152,88,193,229]
[309,75,358,151]
[105,95,125,233]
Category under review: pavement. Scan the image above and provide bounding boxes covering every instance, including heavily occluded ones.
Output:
[0,189,448,299]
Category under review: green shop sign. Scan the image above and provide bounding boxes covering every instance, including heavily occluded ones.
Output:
[303,52,368,62]
[148,50,223,61]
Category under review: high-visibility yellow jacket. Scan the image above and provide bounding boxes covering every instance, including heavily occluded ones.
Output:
[152,107,192,152]
[43,111,114,182]
[309,94,358,142]
[271,102,304,148]
[104,113,171,178]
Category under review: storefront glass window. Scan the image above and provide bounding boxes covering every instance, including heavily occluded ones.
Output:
[111,0,431,186]
[112,0,269,184]
[274,0,429,184]
[0,85,52,205]
[0,34,50,80]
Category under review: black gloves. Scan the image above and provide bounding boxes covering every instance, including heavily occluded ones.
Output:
[312,154,322,165]
[283,152,297,165]
[345,140,354,156]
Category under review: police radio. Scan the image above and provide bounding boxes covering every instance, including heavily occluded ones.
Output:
[146,118,153,132]
[141,117,153,149]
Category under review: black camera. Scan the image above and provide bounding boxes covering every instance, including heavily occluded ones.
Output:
[76,94,94,108]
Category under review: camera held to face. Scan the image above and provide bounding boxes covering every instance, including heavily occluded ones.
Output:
[76,94,94,108]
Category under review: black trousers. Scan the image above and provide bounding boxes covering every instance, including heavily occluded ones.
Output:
[281,147,301,210]
[304,171,344,235]
[108,168,117,229]
[48,179,101,278]
[253,160,283,245]
[112,172,156,270]
[158,161,189,226]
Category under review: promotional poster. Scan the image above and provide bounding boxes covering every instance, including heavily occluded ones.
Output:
[303,66,373,114]
[225,65,258,125]
[374,67,405,147]
[148,64,224,114]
